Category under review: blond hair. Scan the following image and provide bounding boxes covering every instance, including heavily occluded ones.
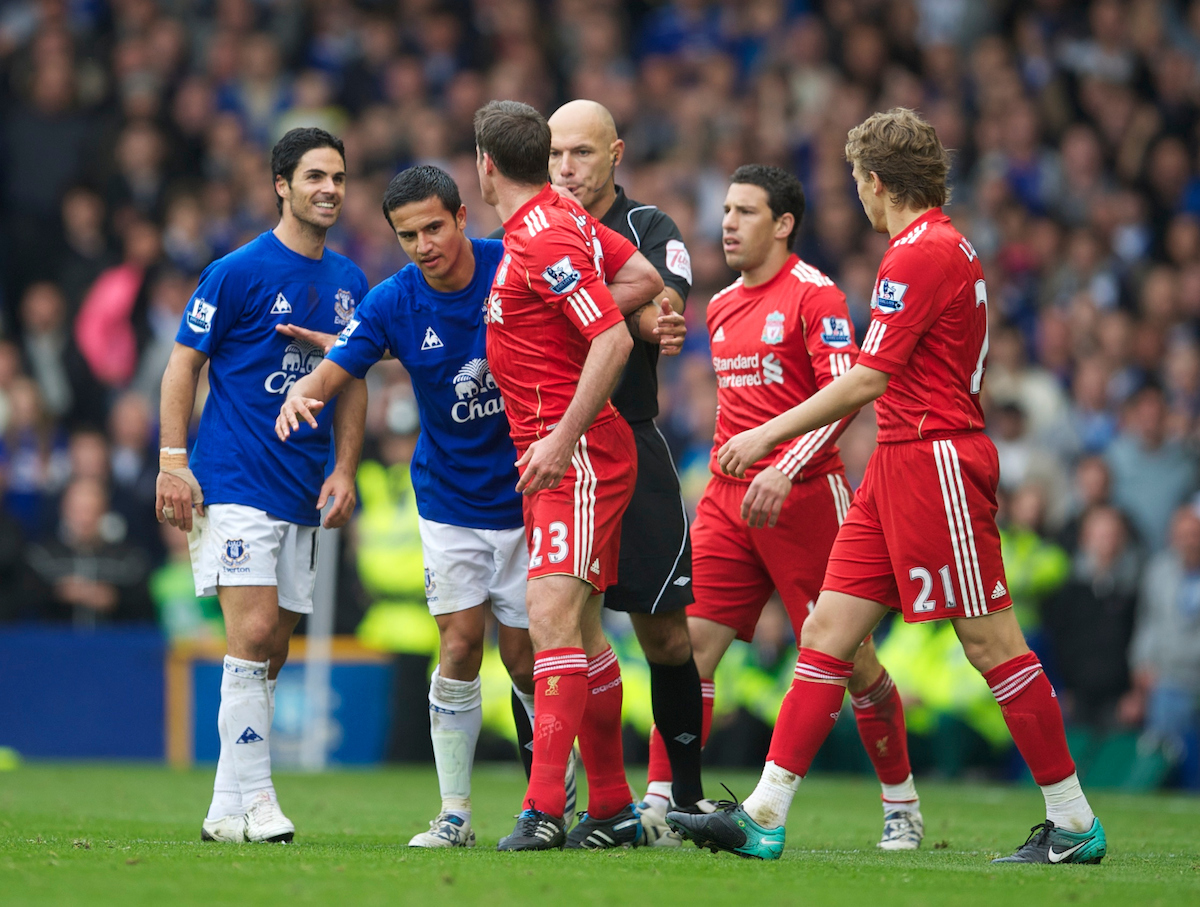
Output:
[845,107,951,210]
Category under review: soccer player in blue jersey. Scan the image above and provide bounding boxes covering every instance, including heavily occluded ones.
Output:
[156,127,368,844]
[276,164,671,848]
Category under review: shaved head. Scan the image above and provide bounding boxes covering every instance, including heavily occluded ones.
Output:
[547,98,624,217]
[548,99,618,146]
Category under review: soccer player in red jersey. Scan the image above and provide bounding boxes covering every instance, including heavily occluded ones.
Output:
[473,100,660,851]
[670,109,1106,865]
[656,164,923,850]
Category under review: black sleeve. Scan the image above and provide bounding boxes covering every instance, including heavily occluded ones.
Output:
[627,208,692,308]
[486,226,505,240]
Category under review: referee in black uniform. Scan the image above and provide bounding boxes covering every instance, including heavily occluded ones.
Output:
[547,100,705,832]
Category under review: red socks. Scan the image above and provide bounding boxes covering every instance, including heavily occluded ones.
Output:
[578,648,632,820]
[766,648,853,776]
[646,677,714,790]
[985,652,1076,785]
[523,647,588,816]
[850,668,912,785]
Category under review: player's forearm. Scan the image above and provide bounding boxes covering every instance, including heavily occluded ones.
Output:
[159,344,205,449]
[290,358,354,404]
[608,251,665,316]
[763,364,888,447]
[331,377,367,477]
[554,324,633,445]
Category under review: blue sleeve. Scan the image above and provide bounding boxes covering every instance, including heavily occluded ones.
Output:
[175,261,247,355]
[327,286,390,379]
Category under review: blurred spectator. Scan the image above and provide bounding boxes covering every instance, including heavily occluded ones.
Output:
[107,390,164,566]
[989,400,1069,529]
[26,476,154,627]
[1106,381,1197,552]
[1128,504,1200,770]
[998,483,1070,634]
[74,217,162,390]
[0,377,69,536]
[1043,505,1139,729]
[0,467,42,622]
[18,281,105,429]
[56,185,116,315]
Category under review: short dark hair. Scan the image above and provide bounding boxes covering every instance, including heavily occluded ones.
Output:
[729,164,806,249]
[473,100,551,187]
[381,165,462,228]
[270,127,346,213]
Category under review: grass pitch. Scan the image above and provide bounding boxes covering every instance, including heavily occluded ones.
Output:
[0,764,1197,907]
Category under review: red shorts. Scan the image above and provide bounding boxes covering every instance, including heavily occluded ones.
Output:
[688,470,854,642]
[823,433,1013,622]
[520,418,636,592]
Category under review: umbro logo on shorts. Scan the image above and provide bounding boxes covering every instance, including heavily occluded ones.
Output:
[672,576,691,586]
[674,733,697,745]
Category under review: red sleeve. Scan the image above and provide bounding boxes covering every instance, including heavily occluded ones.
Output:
[594,222,637,280]
[526,227,624,341]
[772,284,858,480]
[857,245,946,375]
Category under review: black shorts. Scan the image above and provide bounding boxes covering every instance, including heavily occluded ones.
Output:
[604,420,694,614]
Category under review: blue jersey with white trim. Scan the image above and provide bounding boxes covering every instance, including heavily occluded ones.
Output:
[175,231,367,526]
[326,238,523,530]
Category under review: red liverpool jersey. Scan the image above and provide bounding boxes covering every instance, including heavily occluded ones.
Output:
[856,208,989,443]
[707,254,858,482]
[486,184,636,447]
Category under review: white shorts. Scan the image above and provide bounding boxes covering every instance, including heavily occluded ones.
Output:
[189,504,319,614]
[418,516,528,628]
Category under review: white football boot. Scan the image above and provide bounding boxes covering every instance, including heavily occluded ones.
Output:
[408,812,476,848]
[244,791,295,843]
[635,798,681,847]
[878,808,924,851]
[200,814,247,842]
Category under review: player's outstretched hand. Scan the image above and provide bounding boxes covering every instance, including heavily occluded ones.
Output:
[318,469,357,529]
[276,323,338,354]
[654,298,686,356]
[155,470,205,532]
[741,466,792,529]
[717,426,774,478]
[514,434,572,495]
[276,397,326,440]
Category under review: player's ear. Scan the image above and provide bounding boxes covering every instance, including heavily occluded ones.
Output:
[870,171,885,197]
[776,211,795,242]
[610,139,625,169]
[455,204,468,231]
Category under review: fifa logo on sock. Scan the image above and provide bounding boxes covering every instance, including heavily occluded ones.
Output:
[545,676,560,696]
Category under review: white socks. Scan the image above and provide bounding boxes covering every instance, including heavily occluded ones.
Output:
[881,773,920,815]
[429,666,483,821]
[742,761,801,829]
[208,665,278,820]
[218,655,276,811]
[1042,772,1095,833]
[644,780,673,812]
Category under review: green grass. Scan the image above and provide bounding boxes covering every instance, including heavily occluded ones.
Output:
[0,764,1197,906]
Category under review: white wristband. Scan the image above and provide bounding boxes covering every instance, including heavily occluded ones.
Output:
[160,447,187,455]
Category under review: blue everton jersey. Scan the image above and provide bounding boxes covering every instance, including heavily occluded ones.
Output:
[176,231,367,526]
[327,238,522,530]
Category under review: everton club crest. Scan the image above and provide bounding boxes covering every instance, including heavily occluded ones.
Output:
[221,538,250,568]
[334,288,356,326]
[762,311,785,345]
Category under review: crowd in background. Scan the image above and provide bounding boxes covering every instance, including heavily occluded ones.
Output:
[3,0,1200,781]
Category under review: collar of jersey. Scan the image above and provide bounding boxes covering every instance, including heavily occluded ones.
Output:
[504,183,560,233]
[889,207,946,246]
[265,229,327,264]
